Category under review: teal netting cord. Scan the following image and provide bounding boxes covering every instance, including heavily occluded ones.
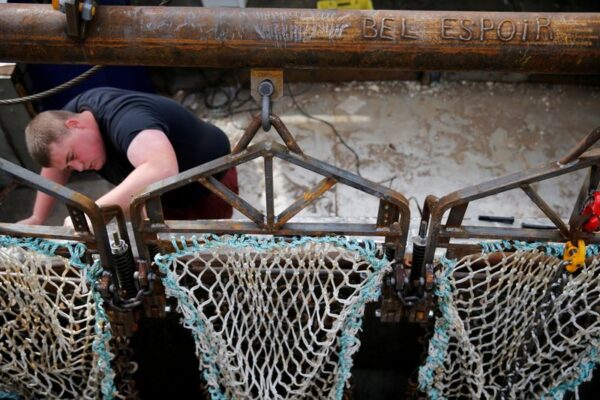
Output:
[334,238,387,400]
[0,391,19,400]
[158,236,225,400]
[480,239,600,258]
[88,258,117,399]
[543,347,600,400]
[417,256,458,400]
[483,241,600,399]
[155,234,390,400]
[420,241,600,400]
[0,236,116,400]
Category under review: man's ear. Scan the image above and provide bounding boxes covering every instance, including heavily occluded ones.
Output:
[65,118,80,129]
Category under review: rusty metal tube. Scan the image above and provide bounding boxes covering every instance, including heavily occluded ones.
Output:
[0,4,599,73]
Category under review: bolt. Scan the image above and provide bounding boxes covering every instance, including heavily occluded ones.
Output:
[374,309,382,318]
[258,80,274,97]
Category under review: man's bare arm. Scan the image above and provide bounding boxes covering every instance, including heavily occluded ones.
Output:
[18,167,71,224]
[95,129,179,216]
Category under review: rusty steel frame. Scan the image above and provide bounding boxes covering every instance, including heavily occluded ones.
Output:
[0,157,133,294]
[1,4,600,73]
[421,127,600,267]
[130,114,410,265]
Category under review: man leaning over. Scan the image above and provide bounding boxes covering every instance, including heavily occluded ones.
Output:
[19,87,237,225]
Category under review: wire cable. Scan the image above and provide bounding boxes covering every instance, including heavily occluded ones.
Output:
[0,0,176,107]
[286,83,363,177]
[408,196,423,218]
[0,65,103,106]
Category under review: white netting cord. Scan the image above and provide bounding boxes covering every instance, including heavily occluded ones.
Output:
[158,238,390,400]
[420,249,600,399]
[0,246,104,399]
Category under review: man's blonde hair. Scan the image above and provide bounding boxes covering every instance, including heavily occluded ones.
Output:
[25,110,77,167]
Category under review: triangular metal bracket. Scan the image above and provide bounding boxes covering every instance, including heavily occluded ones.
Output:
[232,114,304,156]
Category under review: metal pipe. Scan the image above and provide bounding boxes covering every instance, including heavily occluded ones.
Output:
[0,4,599,73]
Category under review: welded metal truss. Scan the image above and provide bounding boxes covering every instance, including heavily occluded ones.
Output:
[0,158,145,335]
[419,127,600,270]
[130,113,411,265]
[2,120,599,327]
[0,129,599,400]
[0,158,123,268]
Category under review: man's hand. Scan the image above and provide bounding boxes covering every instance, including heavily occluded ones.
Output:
[64,216,74,228]
[17,215,43,225]
[64,214,93,232]
[21,167,71,227]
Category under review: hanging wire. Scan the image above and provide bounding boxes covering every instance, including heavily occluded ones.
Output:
[286,83,363,177]
[0,65,103,106]
[408,196,423,218]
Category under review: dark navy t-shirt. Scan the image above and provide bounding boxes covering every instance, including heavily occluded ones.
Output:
[63,87,230,208]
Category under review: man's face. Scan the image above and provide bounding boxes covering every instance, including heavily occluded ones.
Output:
[48,124,106,172]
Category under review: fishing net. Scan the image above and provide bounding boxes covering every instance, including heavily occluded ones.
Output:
[419,241,600,399]
[155,235,391,400]
[0,237,116,400]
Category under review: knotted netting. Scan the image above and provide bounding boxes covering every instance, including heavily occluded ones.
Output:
[0,236,116,400]
[419,241,600,399]
[155,234,391,400]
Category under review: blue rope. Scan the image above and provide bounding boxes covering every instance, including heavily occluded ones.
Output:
[0,392,20,400]
[0,236,116,400]
[155,234,390,400]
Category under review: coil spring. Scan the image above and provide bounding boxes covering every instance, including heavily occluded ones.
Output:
[148,244,160,262]
[385,246,395,261]
[411,241,426,274]
[112,244,137,299]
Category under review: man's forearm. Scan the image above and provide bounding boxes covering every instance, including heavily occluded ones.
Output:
[96,162,178,217]
[94,129,179,217]
[30,168,71,223]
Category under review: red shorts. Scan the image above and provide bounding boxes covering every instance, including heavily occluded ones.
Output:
[163,168,238,220]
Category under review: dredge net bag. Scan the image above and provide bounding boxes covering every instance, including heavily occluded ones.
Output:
[419,243,600,399]
[155,235,391,400]
[0,237,115,400]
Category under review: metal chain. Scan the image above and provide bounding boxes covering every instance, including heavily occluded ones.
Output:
[0,65,103,106]
[112,336,142,400]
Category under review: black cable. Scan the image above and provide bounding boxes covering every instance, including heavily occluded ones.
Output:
[286,83,363,177]
[203,86,233,110]
[217,86,253,122]
[408,196,423,218]
[229,87,253,112]
[283,82,313,98]
[377,175,396,187]
[193,70,257,117]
